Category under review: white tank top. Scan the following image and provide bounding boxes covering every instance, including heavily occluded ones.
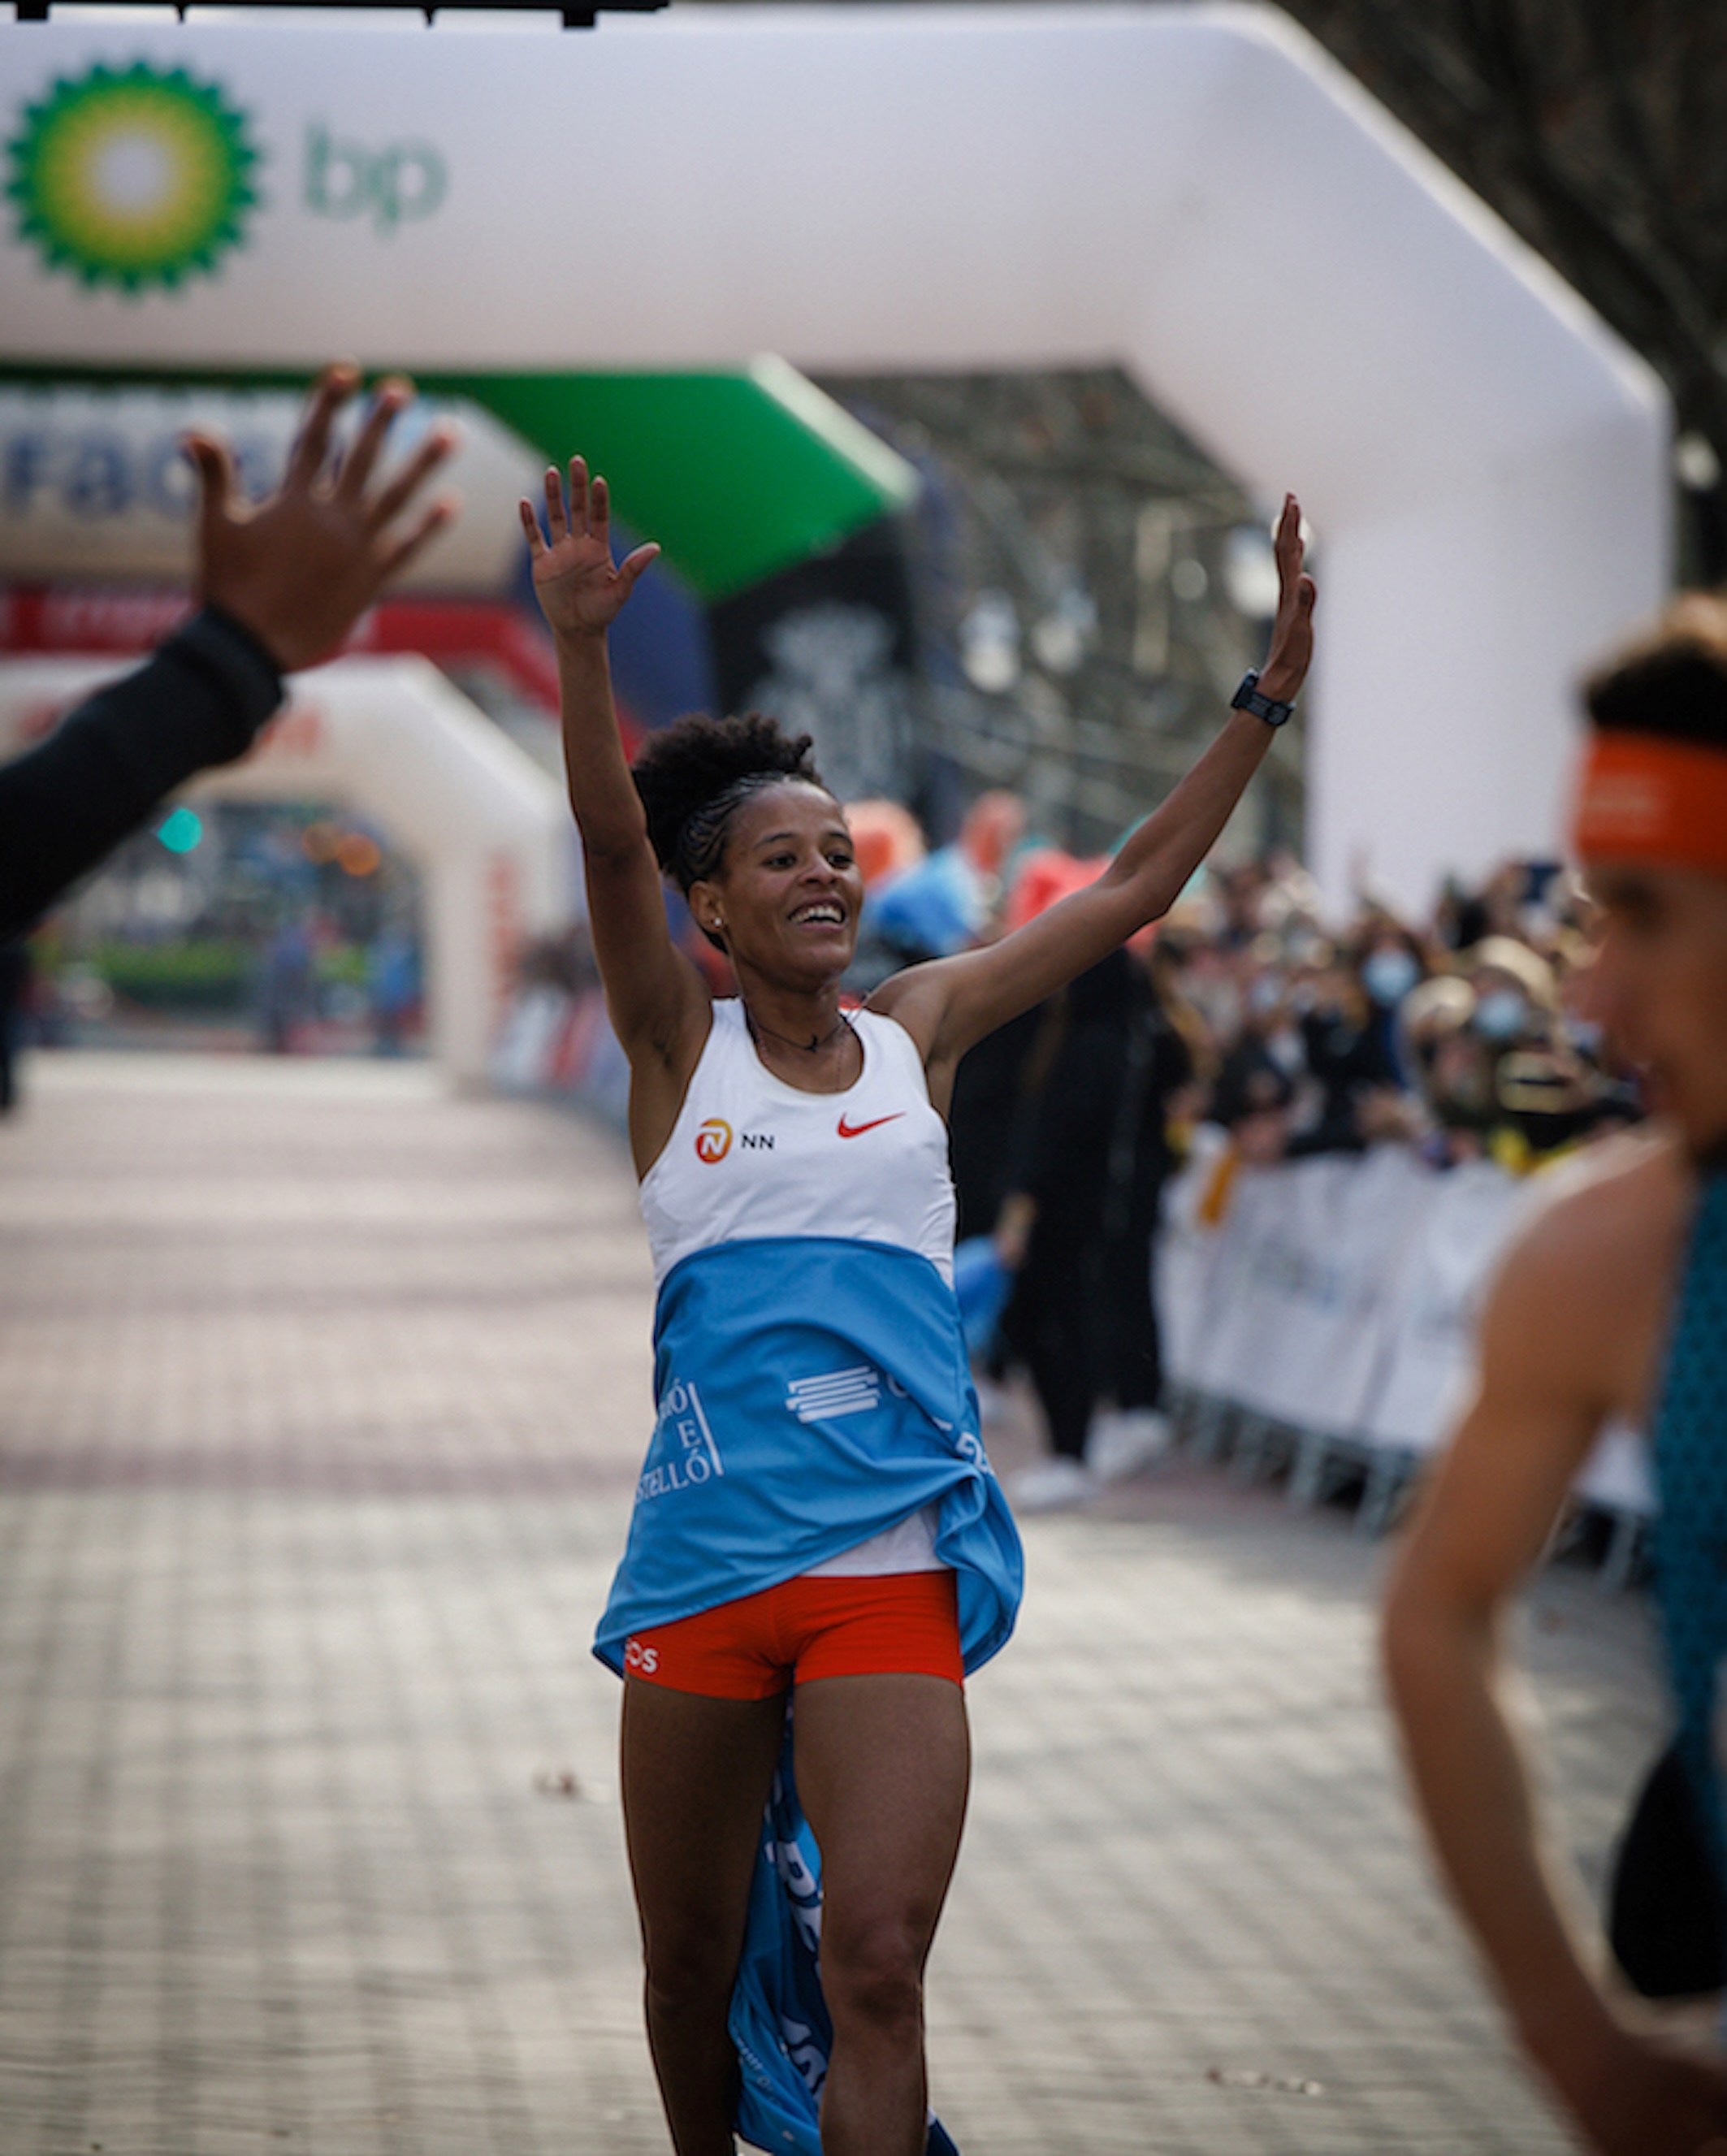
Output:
[641,1000,955,1287]
[638,998,955,1576]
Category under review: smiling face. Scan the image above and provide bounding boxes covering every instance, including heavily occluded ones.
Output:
[1582,861,1727,1154]
[689,780,863,987]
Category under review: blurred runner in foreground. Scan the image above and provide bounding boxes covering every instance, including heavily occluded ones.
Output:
[1383,597,1727,2156]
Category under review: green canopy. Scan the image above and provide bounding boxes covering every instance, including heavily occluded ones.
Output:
[430,361,916,600]
[0,357,919,602]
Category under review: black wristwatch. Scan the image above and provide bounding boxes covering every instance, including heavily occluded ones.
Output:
[1231,669,1296,728]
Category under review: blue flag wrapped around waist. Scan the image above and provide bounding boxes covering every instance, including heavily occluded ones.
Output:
[594,1235,1023,1677]
[730,1712,962,2156]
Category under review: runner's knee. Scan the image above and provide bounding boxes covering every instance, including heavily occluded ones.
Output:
[820,1916,927,2037]
[640,1923,739,2023]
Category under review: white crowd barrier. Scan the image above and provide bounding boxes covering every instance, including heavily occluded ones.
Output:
[1158,1141,1655,1561]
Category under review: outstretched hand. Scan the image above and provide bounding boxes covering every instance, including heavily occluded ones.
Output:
[520,457,660,640]
[1256,493,1318,706]
[185,361,460,673]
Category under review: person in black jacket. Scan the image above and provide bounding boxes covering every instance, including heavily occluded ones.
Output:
[998,945,1195,1508]
[0,362,458,938]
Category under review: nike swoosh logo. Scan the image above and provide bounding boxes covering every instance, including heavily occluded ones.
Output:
[837,1112,907,1139]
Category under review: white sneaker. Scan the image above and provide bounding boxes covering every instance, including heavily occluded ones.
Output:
[1010,1455,1097,1513]
[1086,1409,1173,1485]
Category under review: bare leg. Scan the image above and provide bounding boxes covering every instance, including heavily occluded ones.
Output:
[793,1674,971,2156]
[620,1680,788,2156]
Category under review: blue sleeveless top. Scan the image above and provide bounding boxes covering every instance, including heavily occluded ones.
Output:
[1650,1171,1727,1872]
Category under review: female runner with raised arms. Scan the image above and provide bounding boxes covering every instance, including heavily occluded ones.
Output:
[521,459,1314,2156]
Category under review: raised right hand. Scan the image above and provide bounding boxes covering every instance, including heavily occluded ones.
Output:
[1255,491,1316,707]
[519,457,659,639]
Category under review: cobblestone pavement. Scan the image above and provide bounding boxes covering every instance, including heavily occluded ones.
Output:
[0,1052,1671,2156]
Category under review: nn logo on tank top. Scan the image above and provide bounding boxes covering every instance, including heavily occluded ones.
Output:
[695,1119,774,1162]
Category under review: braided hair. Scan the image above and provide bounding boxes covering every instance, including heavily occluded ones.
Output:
[633,713,830,910]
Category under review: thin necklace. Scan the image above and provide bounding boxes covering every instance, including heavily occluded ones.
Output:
[744,1004,857,1056]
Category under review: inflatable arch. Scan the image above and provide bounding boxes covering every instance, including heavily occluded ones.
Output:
[0,2,1670,915]
[0,656,572,1084]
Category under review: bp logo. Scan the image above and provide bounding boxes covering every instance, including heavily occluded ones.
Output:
[6,60,262,294]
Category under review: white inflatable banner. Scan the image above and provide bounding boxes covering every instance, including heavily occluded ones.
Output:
[0,4,1670,912]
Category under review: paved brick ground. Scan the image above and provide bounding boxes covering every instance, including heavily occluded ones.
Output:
[0,1051,1672,2155]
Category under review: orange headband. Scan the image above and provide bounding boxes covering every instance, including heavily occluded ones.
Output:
[1571,730,1727,876]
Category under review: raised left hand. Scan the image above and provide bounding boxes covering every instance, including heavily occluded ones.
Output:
[1256,493,1317,706]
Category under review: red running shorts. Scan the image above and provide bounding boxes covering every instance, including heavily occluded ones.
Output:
[622,1569,963,1699]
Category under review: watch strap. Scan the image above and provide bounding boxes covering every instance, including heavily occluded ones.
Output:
[1231,669,1295,728]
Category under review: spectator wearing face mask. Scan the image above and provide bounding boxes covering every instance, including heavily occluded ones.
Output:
[1357,927,1427,1075]
[1286,947,1416,1157]
[1230,937,1304,1082]
[1455,937,1643,1173]
[1465,934,1558,1053]
[1397,974,1493,1166]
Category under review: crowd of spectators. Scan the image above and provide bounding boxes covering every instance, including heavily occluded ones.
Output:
[1158,847,1639,1179]
[844,796,1640,1193]
[830,790,1644,1506]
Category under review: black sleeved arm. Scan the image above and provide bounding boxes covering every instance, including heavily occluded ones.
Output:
[0,607,284,937]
